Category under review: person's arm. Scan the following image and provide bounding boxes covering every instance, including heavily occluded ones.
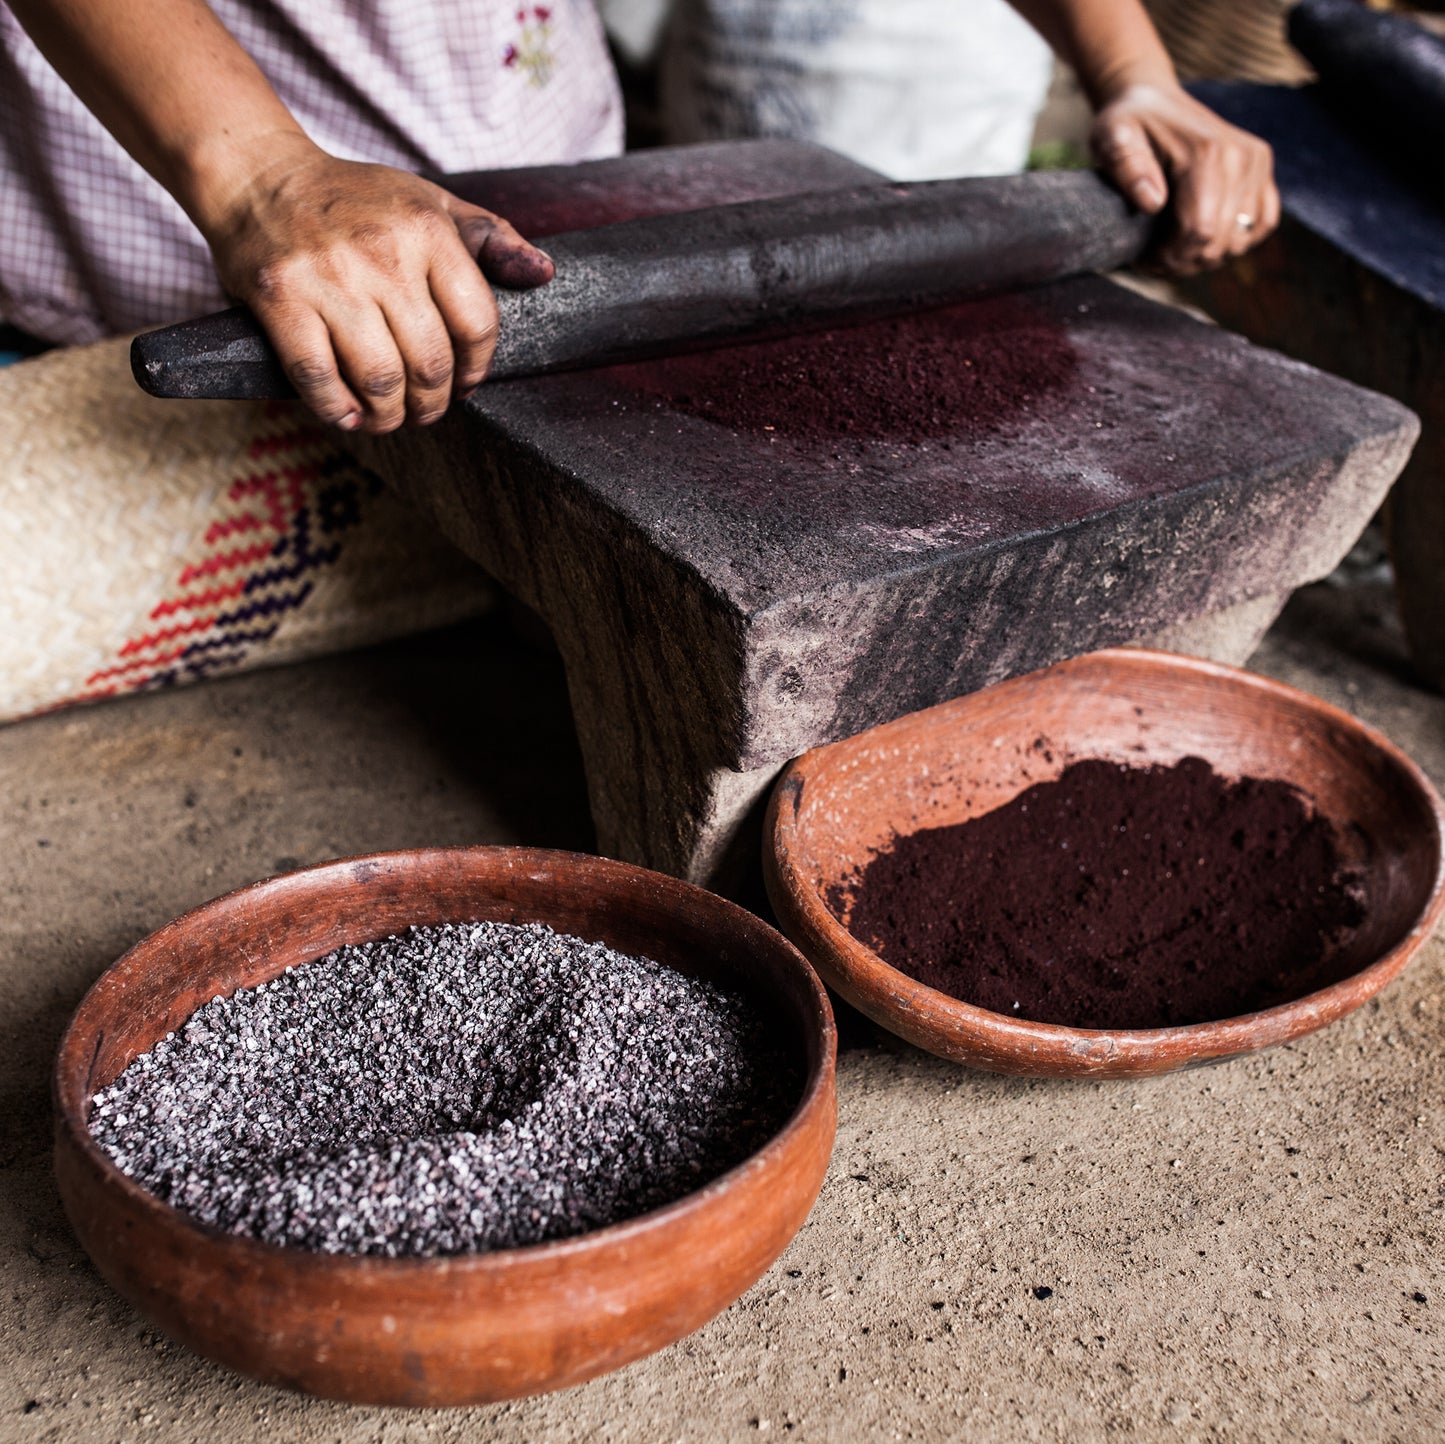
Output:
[7,0,552,431]
[1009,0,1280,272]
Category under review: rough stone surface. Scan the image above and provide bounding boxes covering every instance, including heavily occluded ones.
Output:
[448,138,878,240]
[1134,589,1290,665]
[606,292,1081,445]
[1185,81,1445,689]
[364,146,1417,882]
[1,574,1442,1441]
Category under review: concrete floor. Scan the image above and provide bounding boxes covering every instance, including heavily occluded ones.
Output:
[2,569,1442,1443]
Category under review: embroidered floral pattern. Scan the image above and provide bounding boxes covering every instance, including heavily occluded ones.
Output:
[503,6,556,88]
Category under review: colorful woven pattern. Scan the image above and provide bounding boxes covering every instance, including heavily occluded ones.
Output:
[1,336,495,723]
[74,421,393,704]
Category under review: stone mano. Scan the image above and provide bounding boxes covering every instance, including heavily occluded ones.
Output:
[361,140,1418,886]
[132,167,1152,398]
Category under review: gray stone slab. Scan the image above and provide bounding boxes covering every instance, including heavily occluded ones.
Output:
[446,138,883,239]
[361,144,1418,885]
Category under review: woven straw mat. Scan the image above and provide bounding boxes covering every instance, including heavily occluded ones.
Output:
[0,335,495,724]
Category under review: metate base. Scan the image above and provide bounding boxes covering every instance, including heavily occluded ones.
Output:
[361,141,1417,885]
[1186,82,1445,690]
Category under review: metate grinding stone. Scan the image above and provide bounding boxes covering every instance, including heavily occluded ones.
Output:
[358,142,1419,885]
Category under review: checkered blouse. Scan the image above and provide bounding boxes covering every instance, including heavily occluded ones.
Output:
[0,0,622,343]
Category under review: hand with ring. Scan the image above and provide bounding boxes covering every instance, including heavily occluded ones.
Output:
[1090,82,1280,274]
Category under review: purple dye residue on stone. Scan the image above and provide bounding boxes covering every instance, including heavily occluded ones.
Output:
[607,295,1078,447]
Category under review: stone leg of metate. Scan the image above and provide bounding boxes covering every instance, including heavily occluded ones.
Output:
[1134,589,1292,666]
[560,653,779,889]
[581,759,782,893]
[584,588,1299,893]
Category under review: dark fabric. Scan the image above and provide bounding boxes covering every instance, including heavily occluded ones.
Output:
[0,323,50,364]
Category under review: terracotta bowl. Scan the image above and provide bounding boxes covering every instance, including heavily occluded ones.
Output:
[765,649,1445,1078]
[54,847,836,1406]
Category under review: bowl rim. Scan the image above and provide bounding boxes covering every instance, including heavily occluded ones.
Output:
[55,843,838,1277]
[766,648,1445,1059]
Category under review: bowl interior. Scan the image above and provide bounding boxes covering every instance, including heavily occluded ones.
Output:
[787,650,1443,1013]
[65,847,827,1133]
[55,847,838,1406]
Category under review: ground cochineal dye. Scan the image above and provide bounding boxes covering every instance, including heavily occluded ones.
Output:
[610,296,1077,446]
[833,757,1369,1029]
[88,922,798,1257]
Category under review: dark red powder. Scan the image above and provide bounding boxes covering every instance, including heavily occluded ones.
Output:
[833,757,1369,1030]
[609,296,1078,446]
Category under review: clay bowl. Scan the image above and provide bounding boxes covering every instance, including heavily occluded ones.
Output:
[765,649,1445,1078]
[54,847,836,1406]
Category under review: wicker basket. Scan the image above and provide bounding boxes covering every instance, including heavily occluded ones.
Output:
[1145,0,1315,84]
[0,336,495,724]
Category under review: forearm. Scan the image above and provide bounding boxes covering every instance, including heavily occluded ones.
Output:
[5,0,318,236]
[1007,0,1178,103]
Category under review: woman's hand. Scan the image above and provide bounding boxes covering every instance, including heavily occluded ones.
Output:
[205,142,554,432]
[1005,2,1277,273]
[8,0,557,430]
[1090,82,1280,275]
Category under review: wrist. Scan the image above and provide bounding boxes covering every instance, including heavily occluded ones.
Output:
[1084,54,1180,109]
[172,126,325,240]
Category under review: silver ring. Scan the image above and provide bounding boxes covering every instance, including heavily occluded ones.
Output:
[1235,212,1256,232]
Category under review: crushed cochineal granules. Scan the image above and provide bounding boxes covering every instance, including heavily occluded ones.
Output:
[608,295,1077,446]
[832,756,1370,1029]
[89,921,799,1257]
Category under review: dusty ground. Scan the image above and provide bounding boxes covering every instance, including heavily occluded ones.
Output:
[2,564,1441,1443]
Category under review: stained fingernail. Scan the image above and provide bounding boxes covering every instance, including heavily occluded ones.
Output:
[337,413,361,432]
